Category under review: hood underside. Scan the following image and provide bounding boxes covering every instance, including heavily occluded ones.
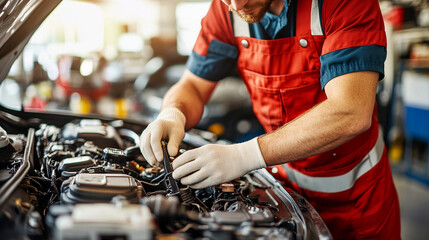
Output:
[0,0,61,83]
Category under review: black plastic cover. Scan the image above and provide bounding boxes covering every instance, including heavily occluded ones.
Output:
[102,148,126,164]
[58,156,96,172]
[61,120,123,149]
[60,173,143,204]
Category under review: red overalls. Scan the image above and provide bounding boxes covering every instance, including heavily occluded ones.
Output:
[232,0,401,239]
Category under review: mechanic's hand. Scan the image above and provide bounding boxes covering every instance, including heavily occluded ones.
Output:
[172,138,266,189]
[140,108,186,166]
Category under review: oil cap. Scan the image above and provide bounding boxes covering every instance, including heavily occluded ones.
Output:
[0,127,9,148]
[0,127,15,162]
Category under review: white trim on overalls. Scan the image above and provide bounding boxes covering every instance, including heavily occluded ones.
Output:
[283,129,385,193]
[232,12,251,37]
[310,0,323,35]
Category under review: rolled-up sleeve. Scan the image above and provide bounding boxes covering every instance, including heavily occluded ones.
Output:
[186,40,238,81]
[320,45,386,89]
[320,0,387,88]
[186,0,238,81]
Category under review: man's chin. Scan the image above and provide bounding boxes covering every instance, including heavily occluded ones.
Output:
[239,14,262,23]
[229,6,264,23]
[235,11,264,23]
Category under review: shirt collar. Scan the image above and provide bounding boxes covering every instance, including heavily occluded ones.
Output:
[259,0,289,38]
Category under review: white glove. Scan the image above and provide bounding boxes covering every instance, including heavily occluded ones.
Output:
[140,108,186,166]
[172,138,266,189]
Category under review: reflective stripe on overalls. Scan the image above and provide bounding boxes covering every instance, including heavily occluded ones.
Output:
[231,0,400,238]
[283,129,384,193]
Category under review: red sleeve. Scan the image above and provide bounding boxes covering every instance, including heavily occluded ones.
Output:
[193,0,236,57]
[321,0,386,55]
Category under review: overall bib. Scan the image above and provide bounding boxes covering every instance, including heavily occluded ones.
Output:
[232,0,401,238]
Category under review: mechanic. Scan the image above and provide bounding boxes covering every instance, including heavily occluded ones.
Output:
[139,0,401,239]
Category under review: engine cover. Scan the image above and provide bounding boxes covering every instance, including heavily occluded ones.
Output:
[60,173,144,204]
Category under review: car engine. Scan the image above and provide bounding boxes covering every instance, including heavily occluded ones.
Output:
[0,118,331,240]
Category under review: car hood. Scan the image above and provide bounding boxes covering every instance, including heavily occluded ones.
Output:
[0,0,61,83]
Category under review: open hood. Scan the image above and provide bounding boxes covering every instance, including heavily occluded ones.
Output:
[0,0,61,83]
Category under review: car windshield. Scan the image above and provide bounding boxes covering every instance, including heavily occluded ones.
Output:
[0,0,210,121]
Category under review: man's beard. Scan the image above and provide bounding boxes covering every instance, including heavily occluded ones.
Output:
[229,0,273,23]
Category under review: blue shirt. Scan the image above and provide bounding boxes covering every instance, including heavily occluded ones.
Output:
[260,0,288,39]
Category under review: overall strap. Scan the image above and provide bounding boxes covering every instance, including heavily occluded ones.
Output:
[310,0,324,35]
[296,0,324,36]
[231,12,251,37]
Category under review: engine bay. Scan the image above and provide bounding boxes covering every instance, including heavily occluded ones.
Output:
[0,118,331,240]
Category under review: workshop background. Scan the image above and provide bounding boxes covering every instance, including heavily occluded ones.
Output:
[0,0,429,239]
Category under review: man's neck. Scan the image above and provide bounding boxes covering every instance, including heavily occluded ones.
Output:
[269,0,285,16]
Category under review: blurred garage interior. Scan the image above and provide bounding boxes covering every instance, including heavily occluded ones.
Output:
[1,0,429,239]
